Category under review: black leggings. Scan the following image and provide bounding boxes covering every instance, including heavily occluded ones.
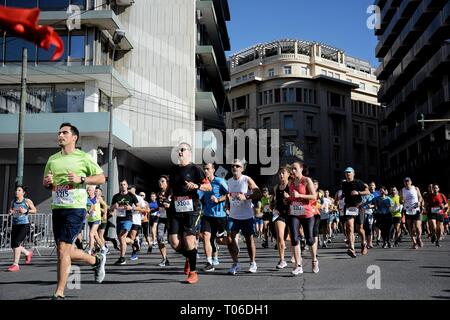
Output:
[288,216,315,246]
[378,215,393,243]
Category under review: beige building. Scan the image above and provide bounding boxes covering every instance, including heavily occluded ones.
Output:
[227,39,380,188]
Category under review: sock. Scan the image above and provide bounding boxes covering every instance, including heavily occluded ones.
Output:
[187,248,197,272]
[207,257,212,264]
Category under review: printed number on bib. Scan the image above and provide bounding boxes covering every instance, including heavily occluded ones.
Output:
[431,207,441,214]
[405,208,418,215]
[175,196,194,212]
[290,202,306,216]
[116,208,126,217]
[345,207,359,216]
[52,185,75,205]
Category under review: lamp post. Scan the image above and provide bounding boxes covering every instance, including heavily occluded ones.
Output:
[107,29,125,204]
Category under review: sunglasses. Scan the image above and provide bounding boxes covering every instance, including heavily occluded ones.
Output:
[139,194,145,197]
[232,165,242,168]
[178,148,190,152]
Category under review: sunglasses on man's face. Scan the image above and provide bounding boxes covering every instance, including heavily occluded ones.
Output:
[232,165,242,168]
[139,194,145,197]
[178,148,190,152]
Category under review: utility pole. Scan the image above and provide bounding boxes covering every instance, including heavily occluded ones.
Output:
[16,47,27,186]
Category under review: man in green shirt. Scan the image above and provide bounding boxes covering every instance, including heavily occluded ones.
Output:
[43,122,106,300]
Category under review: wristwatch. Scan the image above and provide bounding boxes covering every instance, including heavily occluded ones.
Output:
[80,176,86,184]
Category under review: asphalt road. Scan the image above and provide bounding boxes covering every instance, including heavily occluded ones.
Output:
[0,234,449,301]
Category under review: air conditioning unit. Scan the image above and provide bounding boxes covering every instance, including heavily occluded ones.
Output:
[115,0,135,6]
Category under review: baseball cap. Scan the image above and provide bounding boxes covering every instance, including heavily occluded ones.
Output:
[404,177,411,182]
[344,167,354,173]
[262,187,269,192]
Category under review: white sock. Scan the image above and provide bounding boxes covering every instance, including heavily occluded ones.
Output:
[207,257,212,264]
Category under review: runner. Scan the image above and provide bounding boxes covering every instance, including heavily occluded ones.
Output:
[368,182,381,246]
[148,192,159,249]
[42,122,106,299]
[226,159,261,275]
[7,185,37,272]
[287,162,318,275]
[425,184,448,247]
[272,166,291,269]
[319,190,333,248]
[200,163,229,272]
[254,199,264,241]
[340,167,369,258]
[373,186,394,248]
[156,175,171,266]
[128,185,148,261]
[86,185,105,255]
[95,187,109,253]
[139,192,152,253]
[389,187,402,247]
[261,187,273,249]
[168,143,211,284]
[110,179,139,265]
[400,177,423,249]
[360,184,375,249]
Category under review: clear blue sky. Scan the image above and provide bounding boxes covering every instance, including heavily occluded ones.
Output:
[227,0,379,67]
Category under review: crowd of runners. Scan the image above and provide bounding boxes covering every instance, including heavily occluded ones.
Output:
[4,123,449,298]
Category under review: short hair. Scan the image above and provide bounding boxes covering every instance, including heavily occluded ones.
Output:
[60,122,80,144]
[15,184,27,193]
[278,166,291,174]
[120,179,128,184]
[95,186,102,191]
[128,184,136,190]
[150,192,157,196]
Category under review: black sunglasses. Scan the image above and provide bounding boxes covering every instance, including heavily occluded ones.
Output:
[178,148,190,152]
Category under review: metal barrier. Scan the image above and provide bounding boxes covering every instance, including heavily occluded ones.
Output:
[0,213,90,254]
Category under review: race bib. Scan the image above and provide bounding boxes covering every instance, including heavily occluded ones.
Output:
[345,207,359,216]
[52,185,75,205]
[13,210,21,218]
[431,207,441,214]
[405,208,418,215]
[263,205,271,213]
[230,196,241,208]
[290,202,306,216]
[272,209,280,222]
[116,208,126,217]
[174,196,194,213]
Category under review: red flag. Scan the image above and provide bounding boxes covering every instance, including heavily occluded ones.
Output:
[0,6,64,60]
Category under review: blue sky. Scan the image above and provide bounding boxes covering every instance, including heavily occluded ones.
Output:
[227,0,379,67]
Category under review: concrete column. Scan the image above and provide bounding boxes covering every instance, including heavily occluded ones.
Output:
[80,136,99,163]
[84,80,99,112]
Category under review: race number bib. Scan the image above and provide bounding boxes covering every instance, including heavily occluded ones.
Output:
[263,205,271,213]
[174,196,194,213]
[431,207,441,214]
[364,208,374,215]
[116,208,126,217]
[345,207,359,216]
[52,185,75,205]
[272,209,280,222]
[230,194,242,208]
[290,202,306,216]
[12,210,21,218]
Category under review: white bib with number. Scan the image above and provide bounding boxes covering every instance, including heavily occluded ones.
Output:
[116,208,126,217]
[364,208,373,215]
[52,185,75,205]
[345,207,359,216]
[431,207,441,214]
[405,208,418,215]
[290,202,306,216]
[174,196,194,213]
[272,209,280,222]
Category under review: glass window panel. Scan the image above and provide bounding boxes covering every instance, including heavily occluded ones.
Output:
[38,33,68,63]
[40,0,70,10]
[6,0,37,8]
[54,84,84,113]
[69,32,85,64]
[70,0,86,10]
[5,37,36,63]
[283,115,294,129]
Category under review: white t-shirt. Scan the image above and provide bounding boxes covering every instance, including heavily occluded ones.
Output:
[227,175,254,220]
[132,194,146,225]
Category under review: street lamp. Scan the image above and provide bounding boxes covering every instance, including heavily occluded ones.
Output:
[107,29,125,204]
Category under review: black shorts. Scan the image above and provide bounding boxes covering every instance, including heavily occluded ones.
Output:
[130,224,141,232]
[392,217,402,225]
[201,216,227,236]
[98,222,107,230]
[341,207,365,225]
[11,223,30,248]
[141,221,150,237]
[313,215,320,237]
[405,212,421,221]
[52,209,85,244]
[149,215,159,225]
[274,214,288,223]
[427,212,444,222]
[168,211,202,236]
[262,212,272,222]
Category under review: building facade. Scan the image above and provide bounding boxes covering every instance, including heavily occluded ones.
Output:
[375,0,450,190]
[0,0,230,212]
[227,39,381,189]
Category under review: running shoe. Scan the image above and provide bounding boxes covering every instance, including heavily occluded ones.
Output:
[212,257,220,266]
[228,262,240,275]
[312,260,319,274]
[51,294,65,300]
[130,253,138,261]
[185,271,198,284]
[248,262,257,273]
[7,264,19,272]
[114,257,126,265]
[158,258,169,267]
[93,254,106,283]
[204,263,215,272]
[347,249,357,258]
[291,265,303,276]
[276,260,287,269]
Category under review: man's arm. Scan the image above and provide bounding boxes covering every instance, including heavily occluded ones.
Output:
[246,177,261,200]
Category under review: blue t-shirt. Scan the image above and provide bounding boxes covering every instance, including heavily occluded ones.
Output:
[149,200,159,216]
[374,196,394,215]
[361,193,375,210]
[202,177,228,218]
[11,198,30,225]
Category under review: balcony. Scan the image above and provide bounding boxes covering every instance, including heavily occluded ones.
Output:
[230,108,249,119]
[39,10,133,50]
[195,91,221,123]
[196,45,226,92]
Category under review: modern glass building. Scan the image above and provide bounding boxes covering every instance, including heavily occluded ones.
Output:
[0,0,230,211]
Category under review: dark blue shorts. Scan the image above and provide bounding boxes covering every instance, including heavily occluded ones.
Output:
[52,209,86,244]
[227,217,255,237]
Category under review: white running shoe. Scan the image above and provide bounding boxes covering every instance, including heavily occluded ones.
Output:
[276,260,287,269]
[248,262,257,273]
[291,265,304,276]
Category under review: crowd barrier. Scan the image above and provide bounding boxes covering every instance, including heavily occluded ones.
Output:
[0,213,90,254]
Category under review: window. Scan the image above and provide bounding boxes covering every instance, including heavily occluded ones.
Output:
[359,82,366,90]
[268,68,275,77]
[334,73,340,80]
[284,142,295,156]
[372,86,378,94]
[262,117,271,129]
[5,37,37,63]
[306,115,314,132]
[328,71,334,77]
[353,125,360,138]
[300,67,308,76]
[284,66,292,75]
[40,0,70,10]
[248,72,255,78]
[263,90,273,105]
[328,92,343,108]
[282,88,295,103]
[333,119,341,136]
[306,140,315,156]
[6,0,37,8]
[54,84,84,113]
[99,90,110,112]
[235,77,241,83]
[274,88,281,103]
[242,74,248,81]
[235,95,247,110]
[283,115,294,129]
[296,88,302,103]
[333,146,340,161]
[69,31,85,65]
